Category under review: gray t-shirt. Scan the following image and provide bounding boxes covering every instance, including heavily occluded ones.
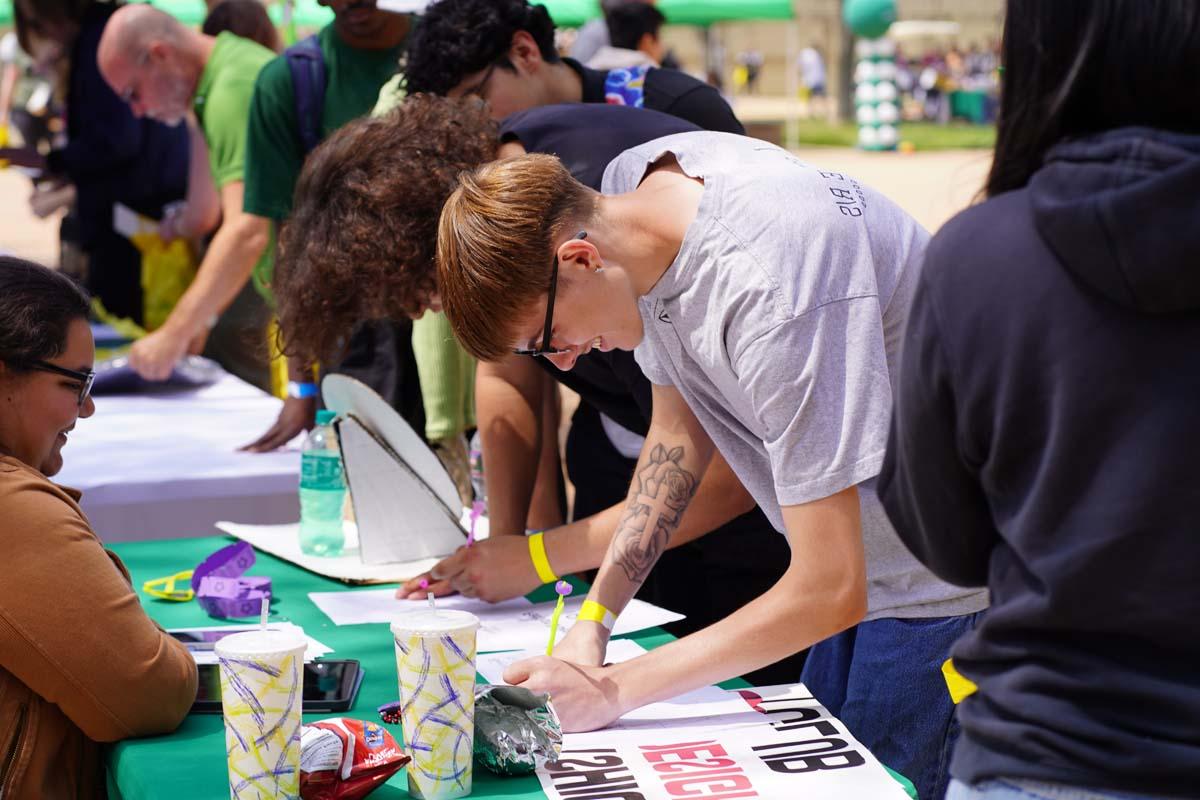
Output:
[602,131,988,620]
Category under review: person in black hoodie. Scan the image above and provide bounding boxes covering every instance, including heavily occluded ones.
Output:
[8,0,190,327]
[878,1,1200,799]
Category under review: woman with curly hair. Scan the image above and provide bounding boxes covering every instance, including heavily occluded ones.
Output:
[276,93,805,690]
[274,95,496,364]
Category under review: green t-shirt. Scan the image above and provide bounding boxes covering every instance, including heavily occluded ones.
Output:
[243,24,405,222]
[193,32,275,294]
[194,32,275,189]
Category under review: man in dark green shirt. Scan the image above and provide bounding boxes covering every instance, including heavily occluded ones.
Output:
[240,1,415,451]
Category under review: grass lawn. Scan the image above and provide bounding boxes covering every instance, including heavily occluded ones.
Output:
[791,120,996,150]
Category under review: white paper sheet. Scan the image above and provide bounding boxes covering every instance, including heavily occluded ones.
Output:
[307,589,685,653]
[216,521,441,584]
[477,639,747,724]
[169,622,333,665]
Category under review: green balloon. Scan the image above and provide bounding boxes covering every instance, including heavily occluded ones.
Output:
[843,0,897,39]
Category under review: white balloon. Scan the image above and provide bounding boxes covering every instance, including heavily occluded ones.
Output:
[855,39,874,59]
[859,126,880,147]
[855,82,877,104]
[877,124,899,147]
[876,102,899,123]
[875,38,896,57]
[875,61,897,82]
[875,82,898,102]
[856,105,878,125]
[855,61,877,83]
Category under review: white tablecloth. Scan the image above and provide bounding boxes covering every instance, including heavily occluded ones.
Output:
[56,374,301,542]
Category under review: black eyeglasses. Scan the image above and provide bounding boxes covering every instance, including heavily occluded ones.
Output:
[26,360,95,407]
[513,231,588,358]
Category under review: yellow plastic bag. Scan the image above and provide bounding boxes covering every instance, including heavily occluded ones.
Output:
[130,232,197,332]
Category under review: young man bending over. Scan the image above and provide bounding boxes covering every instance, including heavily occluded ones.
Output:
[274,97,802,684]
[436,132,988,800]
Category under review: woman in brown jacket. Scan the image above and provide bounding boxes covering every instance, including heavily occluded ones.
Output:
[0,256,197,799]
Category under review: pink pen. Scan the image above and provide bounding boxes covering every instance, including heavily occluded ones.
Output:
[467,500,485,546]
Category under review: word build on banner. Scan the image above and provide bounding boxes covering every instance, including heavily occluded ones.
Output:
[537,684,911,800]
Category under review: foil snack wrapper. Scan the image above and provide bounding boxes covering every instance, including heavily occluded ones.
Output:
[473,685,563,776]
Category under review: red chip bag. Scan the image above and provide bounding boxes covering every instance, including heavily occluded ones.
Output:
[300,718,411,800]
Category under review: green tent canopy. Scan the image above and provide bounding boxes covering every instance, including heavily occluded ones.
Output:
[536,0,793,27]
[131,0,333,29]
[0,1,792,31]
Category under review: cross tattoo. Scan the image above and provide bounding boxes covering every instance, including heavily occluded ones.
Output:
[634,484,682,535]
[610,443,699,584]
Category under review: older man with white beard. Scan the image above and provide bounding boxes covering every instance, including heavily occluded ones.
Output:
[98,5,274,386]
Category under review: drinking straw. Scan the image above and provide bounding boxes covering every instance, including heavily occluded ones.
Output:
[546,581,573,655]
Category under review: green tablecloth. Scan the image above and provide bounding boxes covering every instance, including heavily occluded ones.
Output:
[104,536,685,800]
[106,535,917,799]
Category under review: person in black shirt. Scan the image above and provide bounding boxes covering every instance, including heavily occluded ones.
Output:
[879,1,1200,798]
[275,97,801,685]
[7,0,189,325]
[403,0,743,134]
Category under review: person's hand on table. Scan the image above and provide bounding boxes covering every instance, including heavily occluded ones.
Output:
[239,395,316,452]
[28,180,74,218]
[547,620,608,667]
[128,326,190,381]
[397,570,456,599]
[186,326,208,356]
[396,535,542,602]
[503,656,626,732]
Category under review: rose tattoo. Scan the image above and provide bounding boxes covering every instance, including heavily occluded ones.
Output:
[612,444,699,583]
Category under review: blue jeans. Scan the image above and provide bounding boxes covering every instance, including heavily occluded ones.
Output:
[947,778,1190,800]
[801,612,983,800]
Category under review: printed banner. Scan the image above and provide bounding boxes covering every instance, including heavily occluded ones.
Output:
[536,684,910,800]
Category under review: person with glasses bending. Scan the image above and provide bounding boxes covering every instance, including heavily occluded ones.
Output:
[271,95,804,684]
[0,257,197,800]
[435,130,989,800]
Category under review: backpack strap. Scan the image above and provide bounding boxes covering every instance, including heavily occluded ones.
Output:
[603,65,650,108]
[284,34,327,156]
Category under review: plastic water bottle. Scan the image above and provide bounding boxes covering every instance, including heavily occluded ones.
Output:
[299,409,345,556]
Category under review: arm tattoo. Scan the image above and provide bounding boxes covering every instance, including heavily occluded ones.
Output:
[611,444,699,584]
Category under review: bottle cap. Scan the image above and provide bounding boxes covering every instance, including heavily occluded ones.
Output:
[315,409,337,425]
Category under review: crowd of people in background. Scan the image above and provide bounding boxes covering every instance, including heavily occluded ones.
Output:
[0,1,1197,800]
[895,42,1001,123]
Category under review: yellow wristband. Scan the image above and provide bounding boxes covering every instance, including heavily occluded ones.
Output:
[578,599,617,631]
[527,531,558,584]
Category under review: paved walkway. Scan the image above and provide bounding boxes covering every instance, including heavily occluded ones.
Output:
[0,147,990,267]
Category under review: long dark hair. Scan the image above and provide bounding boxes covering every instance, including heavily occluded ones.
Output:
[987,0,1200,198]
[203,0,281,54]
[13,0,104,56]
[0,257,91,371]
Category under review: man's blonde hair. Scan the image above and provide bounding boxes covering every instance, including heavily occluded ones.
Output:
[437,154,596,361]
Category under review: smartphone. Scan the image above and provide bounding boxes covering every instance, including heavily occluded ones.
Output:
[191,659,364,714]
[168,629,224,651]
